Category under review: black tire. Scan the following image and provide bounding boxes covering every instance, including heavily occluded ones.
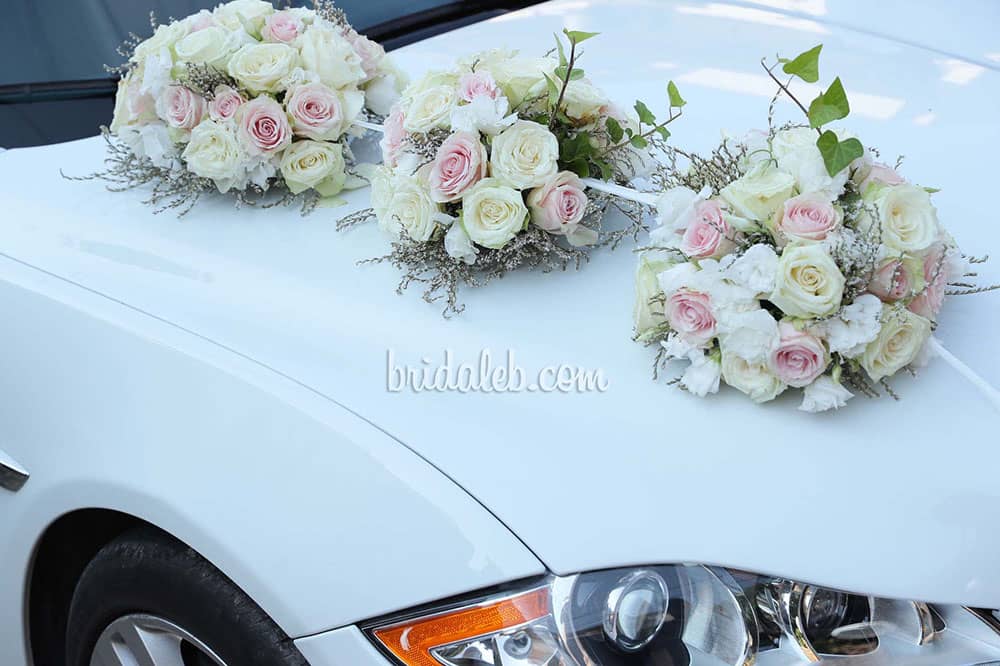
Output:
[65,526,308,666]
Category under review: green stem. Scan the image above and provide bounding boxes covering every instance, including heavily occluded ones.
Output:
[761,59,820,136]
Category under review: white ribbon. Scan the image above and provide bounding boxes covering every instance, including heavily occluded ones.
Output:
[929,337,1000,413]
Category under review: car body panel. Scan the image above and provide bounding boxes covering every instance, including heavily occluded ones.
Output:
[295,626,391,666]
[1,1,1000,660]
[0,256,544,664]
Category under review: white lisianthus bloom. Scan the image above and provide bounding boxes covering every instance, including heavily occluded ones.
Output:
[182,120,245,191]
[770,243,846,318]
[716,308,780,364]
[213,0,275,31]
[227,43,298,93]
[721,348,785,403]
[279,140,346,196]
[461,178,528,249]
[682,351,722,397]
[121,123,178,169]
[403,85,458,133]
[174,27,235,67]
[861,304,932,382]
[445,221,479,265]
[451,95,517,136]
[377,175,440,242]
[490,120,559,189]
[138,48,174,99]
[297,24,366,90]
[858,184,939,253]
[799,375,854,412]
[660,332,697,361]
[652,186,712,232]
[822,293,882,358]
[634,253,675,341]
[720,162,796,222]
[133,20,190,62]
[771,126,851,198]
[722,243,779,296]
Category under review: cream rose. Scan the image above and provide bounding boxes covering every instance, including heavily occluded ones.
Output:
[297,24,366,90]
[861,304,932,382]
[560,80,609,123]
[279,140,346,196]
[461,178,528,249]
[227,43,298,93]
[380,176,440,242]
[860,184,939,254]
[721,348,786,403]
[720,162,795,222]
[634,254,673,341]
[489,56,557,107]
[133,20,189,62]
[182,120,245,191]
[212,0,274,31]
[490,120,559,190]
[770,243,846,318]
[403,85,457,133]
[174,26,233,67]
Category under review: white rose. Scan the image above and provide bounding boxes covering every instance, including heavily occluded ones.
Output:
[451,95,517,136]
[861,304,932,382]
[461,178,528,249]
[721,162,796,222]
[859,184,939,253]
[445,221,479,265]
[401,71,459,103]
[364,72,404,117]
[560,80,609,122]
[722,243,779,296]
[717,308,780,364]
[489,56,557,107]
[297,24,366,90]
[490,120,559,190]
[174,26,234,67]
[403,85,458,133]
[772,126,850,198]
[213,0,275,31]
[634,253,674,341]
[227,43,298,93]
[682,351,722,397]
[279,140,346,196]
[379,176,440,242]
[721,348,785,403]
[822,293,882,358]
[770,243,846,318]
[799,375,853,412]
[182,119,245,191]
[133,20,189,62]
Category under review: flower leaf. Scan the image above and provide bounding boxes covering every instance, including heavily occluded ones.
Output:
[554,33,567,66]
[605,117,625,143]
[782,44,822,83]
[808,76,850,129]
[667,80,686,108]
[543,73,561,106]
[630,135,649,149]
[655,126,671,141]
[563,29,599,44]
[634,100,656,126]
[817,130,863,176]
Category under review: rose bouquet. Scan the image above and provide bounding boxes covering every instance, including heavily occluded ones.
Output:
[340,30,686,315]
[634,45,997,412]
[74,0,405,214]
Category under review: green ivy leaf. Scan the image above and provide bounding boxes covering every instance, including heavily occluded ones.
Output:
[808,76,850,129]
[542,73,561,106]
[605,117,625,143]
[569,68,585,80]
[634,100,656,126]
[630,135,649,149]
[554,33,567,66]
[594,159,613,181]
[569,158,590,178]
[667,80,686,108]
[782,44,822,83]
[817,130,863,177]
[924,186,941,194]
[655,126,671,141]
[563,29,599,44]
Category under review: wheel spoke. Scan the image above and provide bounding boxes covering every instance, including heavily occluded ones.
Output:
[91,615,202,666]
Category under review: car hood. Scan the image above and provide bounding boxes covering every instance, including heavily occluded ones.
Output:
[3,0,1000,607]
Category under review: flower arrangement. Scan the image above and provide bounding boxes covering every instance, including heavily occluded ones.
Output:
[634,45,997,412]
[339,30,686,316]
[73,0,405,214]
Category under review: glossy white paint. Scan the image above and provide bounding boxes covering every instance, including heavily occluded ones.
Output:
[1,0,999,663]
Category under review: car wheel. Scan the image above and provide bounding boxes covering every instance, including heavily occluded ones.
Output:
[65,527,308,666]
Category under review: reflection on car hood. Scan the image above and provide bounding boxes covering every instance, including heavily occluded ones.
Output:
[2,0,1000,607]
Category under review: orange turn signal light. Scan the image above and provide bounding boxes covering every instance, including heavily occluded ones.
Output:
[372,586,551,666]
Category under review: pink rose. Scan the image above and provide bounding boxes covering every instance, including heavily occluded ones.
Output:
[665,289,716,345]
[527,171,588,235]
[680,199,733,258]
[262,10,304,43]
[380,106,406,167]
[458,71,500,102]
[868,259,912,302]
[155,85,207,130]
[860,162,905,193]
[209,85,244,121]
[769,322,827,388]
[286,83,346,140]
[237,96,292,155]
[909,244,948,320]
[346,30,385,82]
[428,131,488,202]
[778,192,841,242]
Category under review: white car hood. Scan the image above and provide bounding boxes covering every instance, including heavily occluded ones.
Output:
[3,1,1000,607]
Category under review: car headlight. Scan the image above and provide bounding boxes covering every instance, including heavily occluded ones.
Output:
[366,565,1000,665]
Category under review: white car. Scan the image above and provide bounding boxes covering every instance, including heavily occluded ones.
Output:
[2,1,1000,665]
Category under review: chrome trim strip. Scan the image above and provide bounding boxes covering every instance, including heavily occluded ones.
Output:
[0,451,29,492]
